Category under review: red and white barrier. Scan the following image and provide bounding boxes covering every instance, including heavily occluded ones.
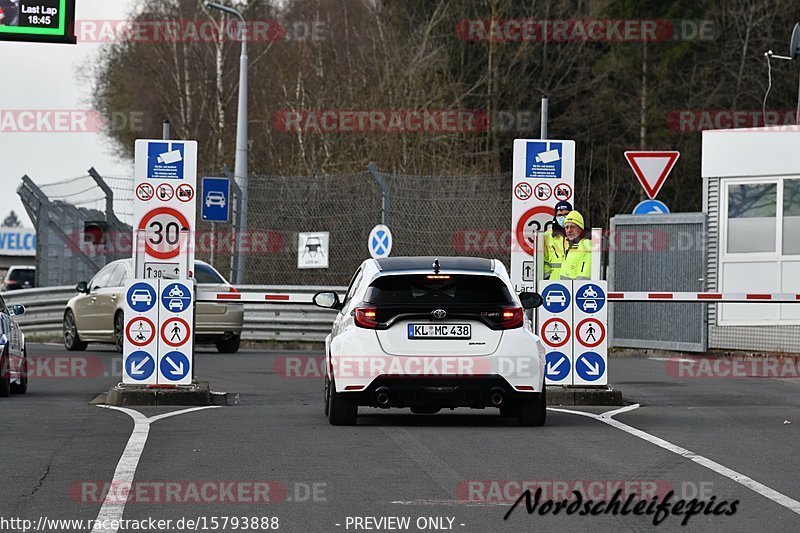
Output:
[197,291,313,303]
[607,292,800,303]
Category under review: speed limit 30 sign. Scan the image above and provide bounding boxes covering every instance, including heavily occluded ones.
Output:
[133,140,197,280]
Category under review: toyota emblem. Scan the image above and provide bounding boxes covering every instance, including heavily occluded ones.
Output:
[432,309,447,319]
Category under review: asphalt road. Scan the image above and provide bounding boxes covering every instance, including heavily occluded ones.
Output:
[2,344,799,533]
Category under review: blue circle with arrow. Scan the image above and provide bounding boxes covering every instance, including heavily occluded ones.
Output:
[160,351,190,381]
[545,351,570,382]
[575,352,605,382]
[125,350,155,381]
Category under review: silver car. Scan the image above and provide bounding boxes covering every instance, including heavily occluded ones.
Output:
[63,259,243,353]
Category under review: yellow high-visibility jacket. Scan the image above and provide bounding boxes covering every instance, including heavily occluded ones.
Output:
[543,230,566,280]
[551,237,592,280]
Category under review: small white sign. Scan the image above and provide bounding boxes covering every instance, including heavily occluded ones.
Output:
[298,232,329,269]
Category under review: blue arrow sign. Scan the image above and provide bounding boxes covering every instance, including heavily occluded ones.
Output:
[202,177,230,222]
[126,282,157,313]
[126,351,155,381]
[545,351,570,382]
[575,352,605,382]
[160,351,190,381]
[161,282,192,313]
[541,283,571,313]
[633,199,670,215]
[575,283,605,314]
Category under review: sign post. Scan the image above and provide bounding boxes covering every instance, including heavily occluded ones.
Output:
[572,281,608,386]
[511,139,576,293]
[123,139,198,386]
[539,281,574,386]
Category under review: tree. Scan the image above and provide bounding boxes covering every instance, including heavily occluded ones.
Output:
[2,211,21,228]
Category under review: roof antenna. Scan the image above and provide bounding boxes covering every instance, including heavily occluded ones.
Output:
[432,258,441,274]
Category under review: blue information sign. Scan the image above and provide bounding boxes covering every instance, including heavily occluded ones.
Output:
[201,177,230,222]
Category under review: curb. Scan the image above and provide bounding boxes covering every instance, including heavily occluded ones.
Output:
[105,380,212,406]
[547,386,624,406]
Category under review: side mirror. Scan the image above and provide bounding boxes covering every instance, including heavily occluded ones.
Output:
[76,281,89,294]
[10,304,25,317]
[313,291,343,310]
[519,291,543,310]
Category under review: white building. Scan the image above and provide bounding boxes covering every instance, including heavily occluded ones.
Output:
[702,126,800,352]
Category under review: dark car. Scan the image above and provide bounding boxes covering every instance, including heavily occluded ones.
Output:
[2,266,35,291]
[0,294,26,397]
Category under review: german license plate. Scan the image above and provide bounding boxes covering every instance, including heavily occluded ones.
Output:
[407,324,471,339]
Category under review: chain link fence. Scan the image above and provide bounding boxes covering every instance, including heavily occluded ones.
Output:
[22,167,515,286]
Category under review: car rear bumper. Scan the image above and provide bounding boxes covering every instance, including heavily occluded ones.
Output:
[344,375,539,408]
[329,328,545,394]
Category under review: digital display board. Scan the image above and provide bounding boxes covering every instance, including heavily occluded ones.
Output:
[0,0,76,44]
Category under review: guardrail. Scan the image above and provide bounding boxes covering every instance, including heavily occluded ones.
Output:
[1,285,346,343]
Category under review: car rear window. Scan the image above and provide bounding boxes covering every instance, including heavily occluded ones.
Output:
[195,263,226,284]
[9,269,34,284]
[364,274,514,306]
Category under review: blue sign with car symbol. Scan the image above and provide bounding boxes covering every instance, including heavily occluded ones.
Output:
[161,282,192,313]
[202,177,230,222]
[541,283,571,313]
[575,283,605,313]
[126,282,157,312]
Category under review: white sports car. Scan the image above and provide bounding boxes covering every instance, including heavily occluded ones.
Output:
[314,256,547,426]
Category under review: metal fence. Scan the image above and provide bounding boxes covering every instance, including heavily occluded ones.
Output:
[100,166,513,286]
[18,169,131,287]
[608,213,708,352]
[2,285,345,343]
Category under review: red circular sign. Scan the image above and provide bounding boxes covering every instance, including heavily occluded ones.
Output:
[577,317,606,348]
[125,316,155,347]
[533,182,553,201]
[177,184,195,202]
[514,182,532,201]
[160,317,191,347]
[156,183,175,201]
[554,183,573,201]
[136,183,154,202]
[541,317,570,348]
[515,205,553,256]
[138,207,191,260]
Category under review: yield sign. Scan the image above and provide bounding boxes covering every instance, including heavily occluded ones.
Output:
[624,151,679,199]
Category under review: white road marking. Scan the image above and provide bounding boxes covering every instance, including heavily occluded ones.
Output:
[91,405,219,533]
[550,404,800,515]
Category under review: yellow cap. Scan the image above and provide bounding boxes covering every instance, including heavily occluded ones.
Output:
[564,211,585,230]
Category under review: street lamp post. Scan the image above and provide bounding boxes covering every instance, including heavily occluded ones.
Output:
[206,1,248,284]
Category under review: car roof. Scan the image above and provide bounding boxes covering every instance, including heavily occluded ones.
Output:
[374,256,494,273]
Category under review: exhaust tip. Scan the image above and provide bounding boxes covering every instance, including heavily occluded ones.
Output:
[375,387,390,406]
[490,388,504,406]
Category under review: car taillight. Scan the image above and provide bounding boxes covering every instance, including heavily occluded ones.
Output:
[354,307,379,329]
[500,307,524,329]
[229,286,239,293]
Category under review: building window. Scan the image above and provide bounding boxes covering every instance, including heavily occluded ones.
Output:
[783,178,800,255]
[726,183,777,253]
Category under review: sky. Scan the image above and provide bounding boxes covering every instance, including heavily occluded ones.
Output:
[1,0,138,226]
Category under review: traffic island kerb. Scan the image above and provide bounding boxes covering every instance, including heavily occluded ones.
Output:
[547,385,624,406]
[105,380,212,406]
